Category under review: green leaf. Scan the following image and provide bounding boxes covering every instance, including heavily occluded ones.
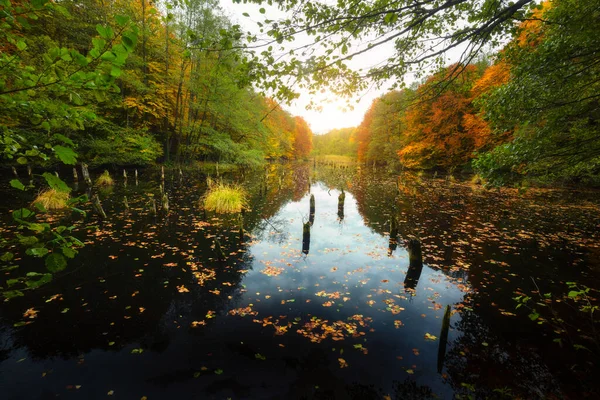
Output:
[528,312,540,321]
[42,172,71,193]
[259,7,266,14]
[18,235,38,246]
[26,247,49,258]
[25,273,52,288]
[3,290,24,300]
[53,133,75,146]
[1,252,14,262]
[115,15,129,27]
[17,157,28,165]
[10,179,25,190]
[110,66,122,78]
[45,253,67,273]
[567,291,580,298]
[16,40,27,51]
[96,25,114,40]
[62,247,77,259]
[54,145,77,165]
[12,208,33,220]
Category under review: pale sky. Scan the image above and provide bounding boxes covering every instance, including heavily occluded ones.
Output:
[217,1,470,134]
[218,0,387,134]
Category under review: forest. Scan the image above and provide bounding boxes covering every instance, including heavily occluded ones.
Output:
[0,0,314,171]
[1,1,600,399]
[312,0,600,186]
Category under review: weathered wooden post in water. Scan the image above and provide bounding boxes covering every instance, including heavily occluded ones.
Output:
[404,237,424,291]
[388,217,398,256]
[123,196,129,210]
[162,193,169,213]
[309,194,315,225]
[214,238,226,261]
[72,167,78,182]
[92,194,107,219]
[337,189,345,221]
[135,169,138,186]
[82,163,92,185]
[238,214,244,243]
[437,305,451,373]
[12,166,18,178]
[150,197,157,216]
[302,221,311,255]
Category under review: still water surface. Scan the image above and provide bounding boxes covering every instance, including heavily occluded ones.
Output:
[0,163,599,399]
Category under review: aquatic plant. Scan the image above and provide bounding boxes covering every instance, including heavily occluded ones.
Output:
[32,189,70,210]
[202,183,247,213]
[96,170,114,186]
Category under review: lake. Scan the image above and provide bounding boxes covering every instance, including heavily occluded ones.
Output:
[1,162,599,399]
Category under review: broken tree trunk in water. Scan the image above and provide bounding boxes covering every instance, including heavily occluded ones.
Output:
[150,197,157,216]
[162,193,169,213]
[388,216,398,255]
[337,189,345,221]
[214,238,226,261]
[437,305,451,373]
[92,194,107,219]
[302,221,311,255]
[404,238,424,291]
[309,194,315,225]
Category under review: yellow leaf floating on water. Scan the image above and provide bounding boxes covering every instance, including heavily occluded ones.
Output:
[177,285,189,293]
[338,358,348,368]
[424,333,438,341]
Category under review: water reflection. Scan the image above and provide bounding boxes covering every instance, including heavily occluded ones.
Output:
[0,164,598,399]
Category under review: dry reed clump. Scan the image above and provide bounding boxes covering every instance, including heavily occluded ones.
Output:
[96,170,114,186]
[33,189,70,210]
[202,182,247,213]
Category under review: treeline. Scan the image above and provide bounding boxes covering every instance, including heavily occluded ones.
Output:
[0,0,312,169]
[312,127,357,157]
[317,0,600,186]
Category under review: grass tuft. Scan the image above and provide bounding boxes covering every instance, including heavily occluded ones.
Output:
[33,189,70,210]
[96,170,114,186]
[202,182,247,213]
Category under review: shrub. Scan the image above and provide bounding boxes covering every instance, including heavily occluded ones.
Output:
[202,183,248,213]
[33,189,70,210]
[96,170,114,186]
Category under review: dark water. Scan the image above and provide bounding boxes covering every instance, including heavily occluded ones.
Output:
[0,164,599,399]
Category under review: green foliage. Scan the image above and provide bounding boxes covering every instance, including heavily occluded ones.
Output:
[312,128,357,157]
[475,0,600,185]
[81,123,162,167]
